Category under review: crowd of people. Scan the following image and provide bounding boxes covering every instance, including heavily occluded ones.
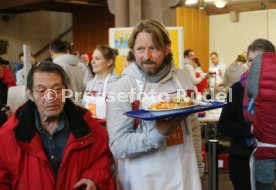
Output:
[0,19,276,190]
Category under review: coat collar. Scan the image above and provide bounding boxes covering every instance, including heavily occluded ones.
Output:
[14,99,91,142]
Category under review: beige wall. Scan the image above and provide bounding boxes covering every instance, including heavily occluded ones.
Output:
[177,7,209,71]
[209,9,276,66]
[0,11,72,63]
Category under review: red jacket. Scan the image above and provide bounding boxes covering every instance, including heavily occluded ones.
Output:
[0,100,116,190]
[251,53,276,159]
[1,65,16,87]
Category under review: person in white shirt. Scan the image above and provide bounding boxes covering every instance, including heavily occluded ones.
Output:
[16,52,36,86]
[208,52,226,88]
[182,50,206,179]
[183,50,206,87]
[183,49,195,65]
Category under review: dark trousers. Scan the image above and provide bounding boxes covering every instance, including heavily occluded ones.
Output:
[232,181,251,190]
[228,155,251,190]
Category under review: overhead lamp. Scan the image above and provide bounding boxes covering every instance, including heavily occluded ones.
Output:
[214,0,227,8]
[185,0,198,5]
[199,0,206,10]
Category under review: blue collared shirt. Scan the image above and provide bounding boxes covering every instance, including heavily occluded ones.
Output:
[34,109,70,178]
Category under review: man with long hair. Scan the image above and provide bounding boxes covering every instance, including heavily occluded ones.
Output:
[107,19,201,190]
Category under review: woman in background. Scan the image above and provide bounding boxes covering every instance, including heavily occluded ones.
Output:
[223,52,248,90]
[83,45,120,119]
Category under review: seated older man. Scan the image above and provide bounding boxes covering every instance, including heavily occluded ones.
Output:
[0,62,116,190]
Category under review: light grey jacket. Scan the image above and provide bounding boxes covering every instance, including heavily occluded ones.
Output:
[224,62,247,89]
[106,63,203,175]
[53,54,85,94]
[183,63,205,85]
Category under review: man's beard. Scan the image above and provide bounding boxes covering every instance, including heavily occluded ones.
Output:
[138,55,170,75]
[140,60,165,75]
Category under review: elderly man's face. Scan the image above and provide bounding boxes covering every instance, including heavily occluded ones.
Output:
[133,31,170,75]
[210,54,219,65]
[80,54,90,65]
[28,72,65,120]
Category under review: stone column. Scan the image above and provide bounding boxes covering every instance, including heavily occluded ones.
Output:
[108,0,179,27]
[107,0,130,26]
[115,0,129,27]
[129,0,142,26]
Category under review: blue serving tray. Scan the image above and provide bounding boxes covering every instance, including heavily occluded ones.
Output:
[124,101,225,120]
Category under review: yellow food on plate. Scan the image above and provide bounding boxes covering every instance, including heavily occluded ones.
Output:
[147,97,195,110]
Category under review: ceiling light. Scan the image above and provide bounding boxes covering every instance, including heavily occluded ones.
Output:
[199,0,206,9]
[204,0,214,2]
[214,0,227,8]
[185,0,198,5]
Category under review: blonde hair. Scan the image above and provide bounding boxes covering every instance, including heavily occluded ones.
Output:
[235,51,247,63]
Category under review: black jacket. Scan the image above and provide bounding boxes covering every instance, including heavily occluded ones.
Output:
[219,82,254,156]
[0,57,9,65]
[219,81,255,185]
